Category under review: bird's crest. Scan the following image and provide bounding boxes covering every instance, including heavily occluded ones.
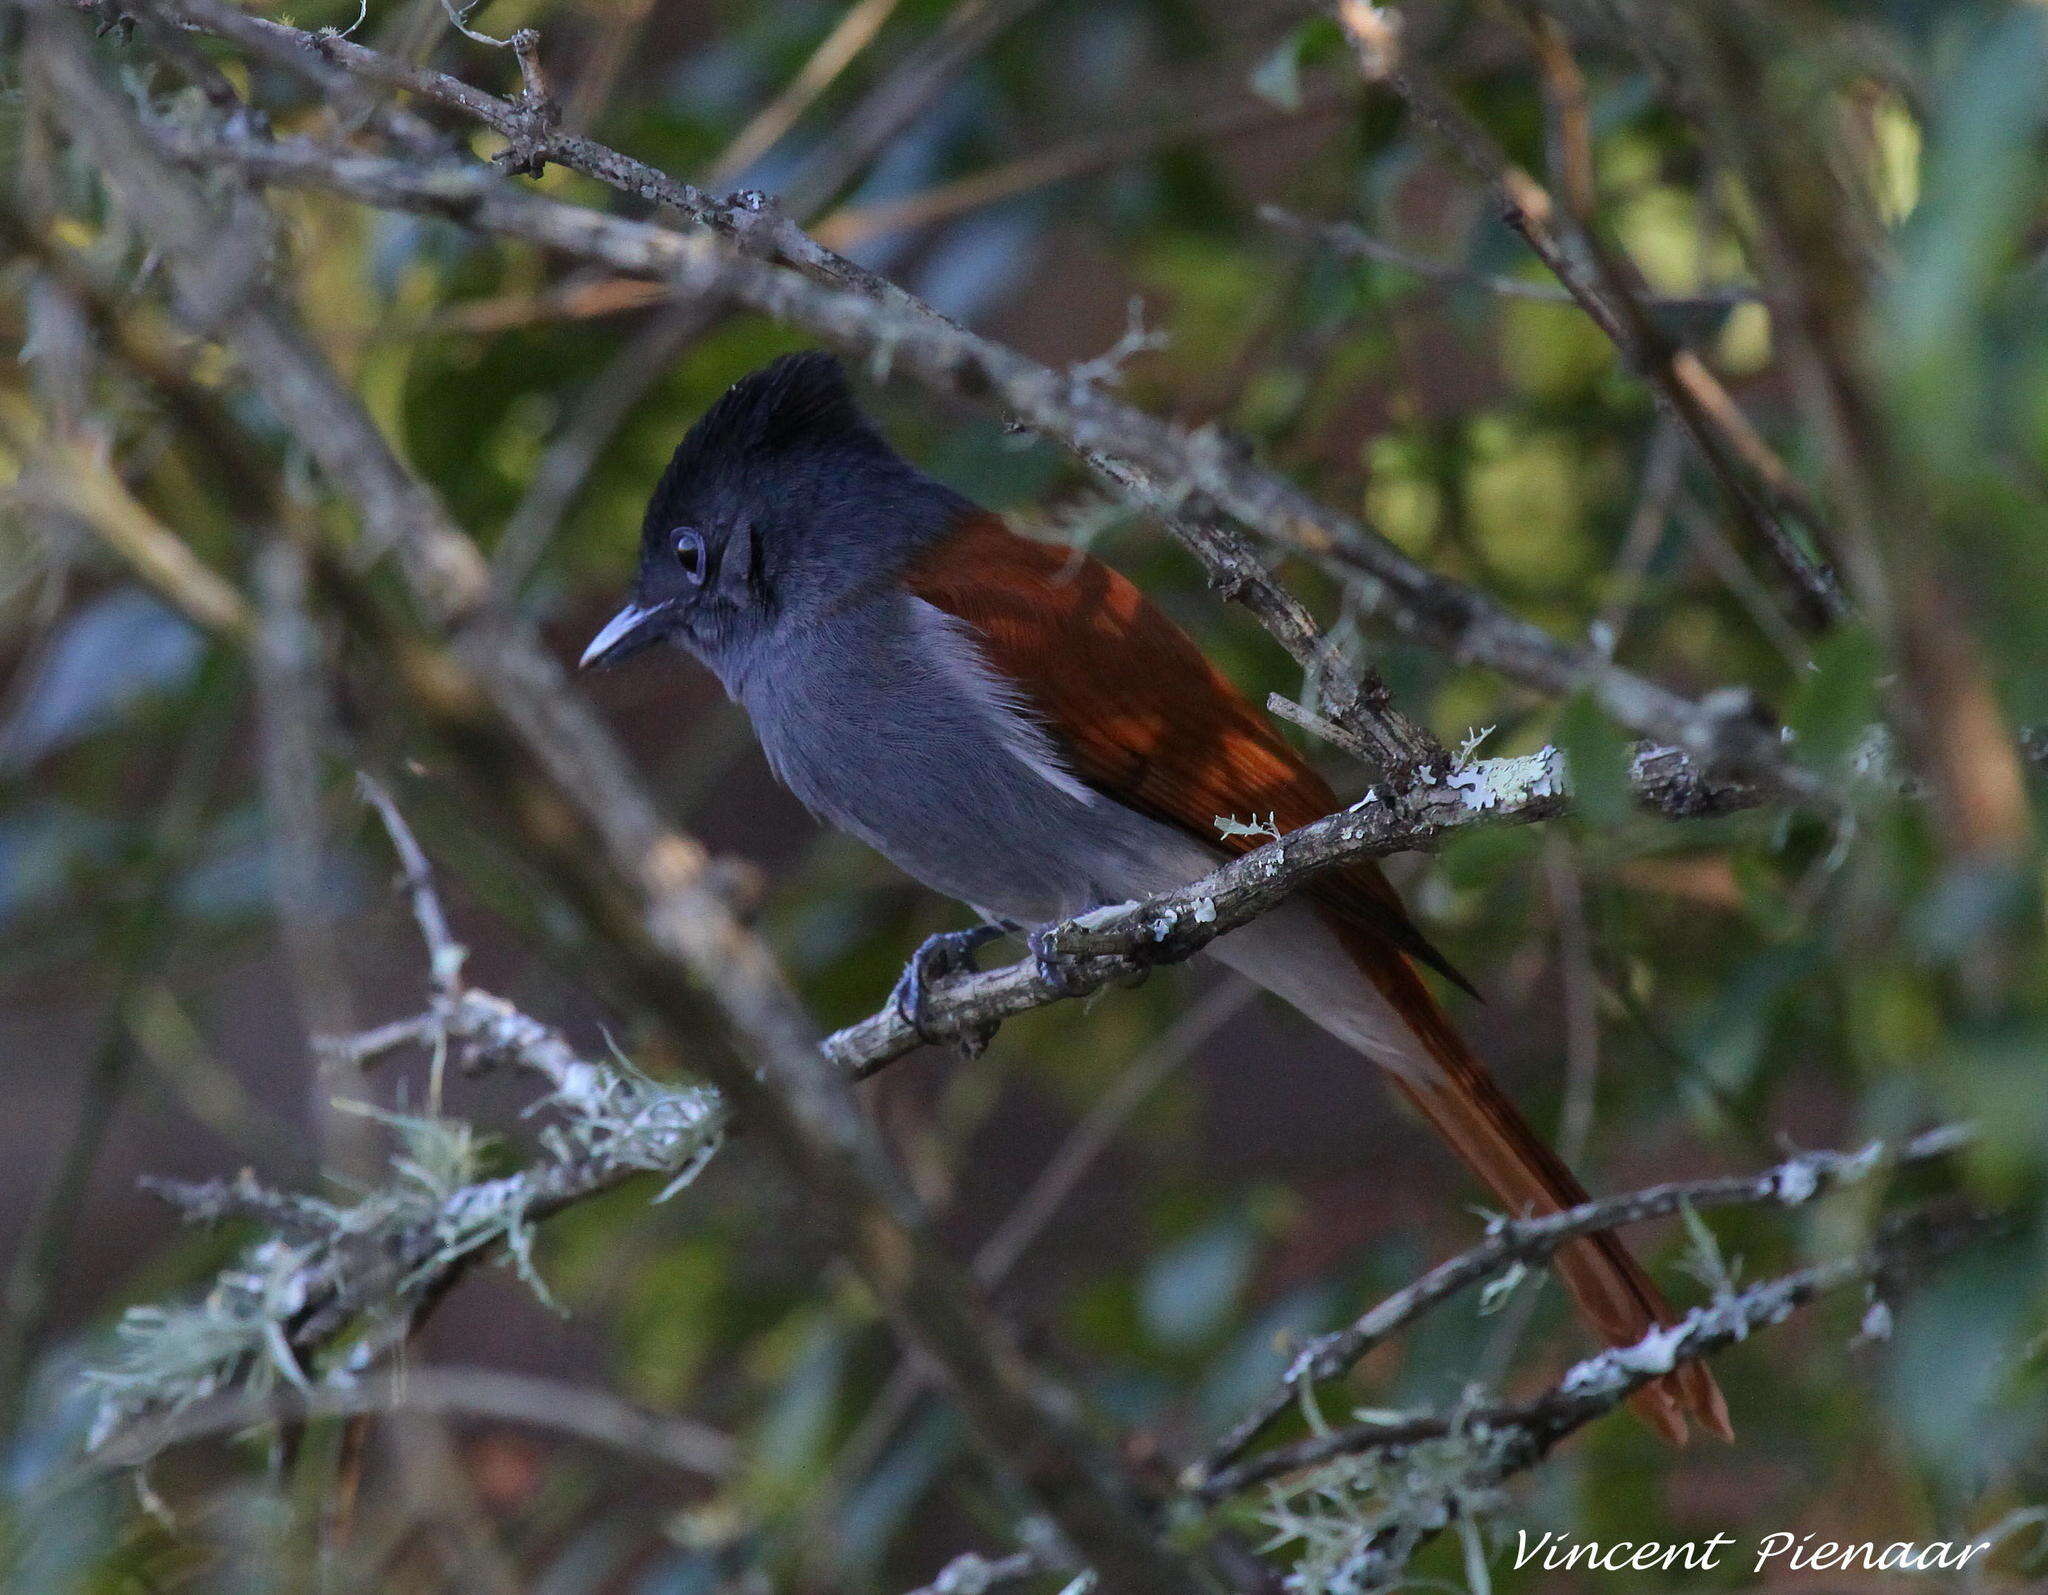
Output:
[681,350,871,463]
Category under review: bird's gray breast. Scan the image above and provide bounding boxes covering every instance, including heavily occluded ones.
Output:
[739,594,1216,925]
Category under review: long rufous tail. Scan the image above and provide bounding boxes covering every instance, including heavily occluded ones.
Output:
[1338,924,1733,1445]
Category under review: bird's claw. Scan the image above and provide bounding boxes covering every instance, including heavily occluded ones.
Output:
[1027,927,1095,998]
[891,924,1004,1055]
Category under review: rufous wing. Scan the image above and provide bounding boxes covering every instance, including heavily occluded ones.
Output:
[904,513,1465,987]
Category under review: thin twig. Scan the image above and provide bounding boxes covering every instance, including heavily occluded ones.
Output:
[707,0,906,185]
[899,1549,1044,1595]
[489,296,721,595]
[978,978,1254,1287]
[774,0,1046,221]
[809,979,1255,1541]
[815,89,1348,251]
[1589,417,1686,657]
[1261,207,1756,312]
[1196,1201,1997,1506]
[358,772,466,999]
[84,1364,735,1479]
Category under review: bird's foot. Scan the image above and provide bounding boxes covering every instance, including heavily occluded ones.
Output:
[891,924,1004,1056]
[1027,926,1097,998]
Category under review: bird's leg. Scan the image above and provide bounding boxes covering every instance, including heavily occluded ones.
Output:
[891,923,1005,1055]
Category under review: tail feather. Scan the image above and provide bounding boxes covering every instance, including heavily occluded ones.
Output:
[1341,927,1733,1445]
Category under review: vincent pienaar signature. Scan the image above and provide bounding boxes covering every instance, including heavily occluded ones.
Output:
[1512,1529,1992,1576]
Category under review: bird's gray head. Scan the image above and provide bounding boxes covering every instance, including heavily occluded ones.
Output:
[578,351,968,683]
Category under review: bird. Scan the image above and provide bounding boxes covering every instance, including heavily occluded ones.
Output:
[579,349,1731,1444]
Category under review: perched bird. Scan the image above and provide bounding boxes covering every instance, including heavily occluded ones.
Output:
[580,351,1730,1443]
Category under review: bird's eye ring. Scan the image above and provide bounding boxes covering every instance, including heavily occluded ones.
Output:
[671,527,707,585]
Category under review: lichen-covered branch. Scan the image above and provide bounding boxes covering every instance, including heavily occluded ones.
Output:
[75,728,1759,1458]
[1219,1203,1998,1592]
[895,1140,1988,1594]
[824,735,1772,1068]
[83,788,726,1450]
[132,113,1820,804]
[1192,1125,1974,1492]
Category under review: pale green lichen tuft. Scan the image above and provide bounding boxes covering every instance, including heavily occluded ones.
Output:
[1256,1417,1512,1594]
[1446,747,1564,812]
[83,1041,727,1453]
[82,1237,318,1450]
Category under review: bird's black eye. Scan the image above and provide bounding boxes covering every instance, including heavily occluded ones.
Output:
[671,527,707,585]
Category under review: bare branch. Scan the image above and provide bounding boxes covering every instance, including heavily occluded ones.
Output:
[84,1363,735,1479]
[825,737,1771,1070]
[1261,206,1757,313]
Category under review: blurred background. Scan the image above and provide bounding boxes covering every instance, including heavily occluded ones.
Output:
[4,0,2048,1588]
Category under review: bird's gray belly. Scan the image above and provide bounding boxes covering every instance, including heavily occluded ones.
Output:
[748,681,1215,926]
[739,597,1223,925]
